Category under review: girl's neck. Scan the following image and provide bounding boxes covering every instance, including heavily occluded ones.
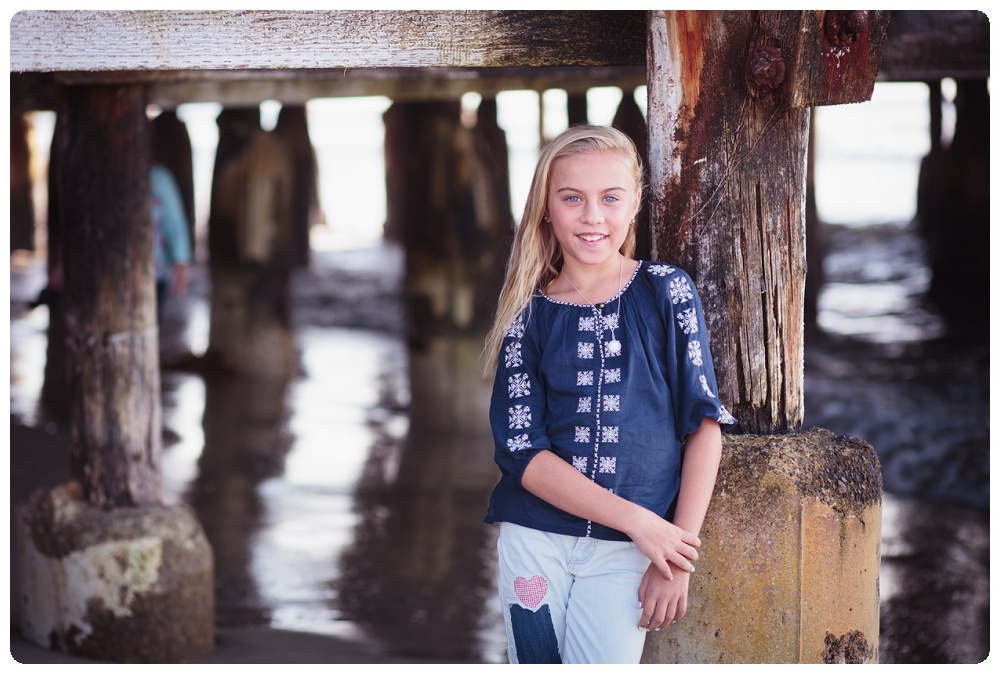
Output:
[548,255,637,304]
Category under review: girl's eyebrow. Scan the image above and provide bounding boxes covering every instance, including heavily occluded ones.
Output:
[554,185,628,193]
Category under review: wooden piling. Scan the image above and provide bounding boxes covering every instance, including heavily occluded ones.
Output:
[924,78,989,332]
[644,10,888,663]
[273,104,322,268]
[612,90,650,260]
[11,114,35,252]
[19,83,215,663]
[37,112,70,423]
[206,107,296,377]
[385,98,508,348]
[57,84,162,508]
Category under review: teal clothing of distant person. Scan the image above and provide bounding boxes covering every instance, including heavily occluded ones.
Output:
[151,163,191,320]
[151,163,191,281]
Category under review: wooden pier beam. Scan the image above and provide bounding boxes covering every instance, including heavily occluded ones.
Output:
[643,10,888,663]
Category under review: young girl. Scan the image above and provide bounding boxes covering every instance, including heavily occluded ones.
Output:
[483,125,736,664]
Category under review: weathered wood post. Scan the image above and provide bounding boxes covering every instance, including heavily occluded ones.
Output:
[206,106,296,377]
[39,114,72,422]
[612,90,651,260]
[804,108,824,338]
[642,10,887,663]
[11,113,35,252]
[567,91,588,126]
[923,77,989,333]
[385,98,508,348]
[385,96,509,479]
[15,84,214,662]
[273,104,322,268]
[335,96,508,660]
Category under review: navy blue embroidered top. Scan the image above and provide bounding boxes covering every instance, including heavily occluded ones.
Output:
[484,261,736,542]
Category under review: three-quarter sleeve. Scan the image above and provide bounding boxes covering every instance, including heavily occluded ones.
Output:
[654,265,737,440]
[488,309,552,484]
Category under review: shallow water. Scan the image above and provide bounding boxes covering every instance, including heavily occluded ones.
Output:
[7,223,989,663]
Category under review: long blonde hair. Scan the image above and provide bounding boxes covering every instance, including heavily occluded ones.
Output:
[483,125,644,375]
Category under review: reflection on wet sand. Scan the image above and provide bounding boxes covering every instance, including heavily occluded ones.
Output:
[878,495,989,663]
[186,370,294,628]
[336,337,505,662]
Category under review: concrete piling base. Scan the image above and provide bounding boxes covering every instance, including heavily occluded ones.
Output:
[642,427,882,664]
[15,481,215,663]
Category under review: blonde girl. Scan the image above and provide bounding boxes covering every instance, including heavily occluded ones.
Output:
[484,125,735,664]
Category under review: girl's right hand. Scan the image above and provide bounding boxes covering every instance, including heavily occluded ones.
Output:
[626,507,700,580]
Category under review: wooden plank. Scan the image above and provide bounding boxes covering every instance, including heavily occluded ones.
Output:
[879,9,990,80]
[10,10,645,72]
[786,10,890,107]
[11,66,648,112]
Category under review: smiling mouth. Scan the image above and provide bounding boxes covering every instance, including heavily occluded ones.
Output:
[577,234,608,243]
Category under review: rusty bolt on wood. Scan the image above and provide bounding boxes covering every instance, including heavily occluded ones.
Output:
[824,10,868,47]
[745,45,786,93]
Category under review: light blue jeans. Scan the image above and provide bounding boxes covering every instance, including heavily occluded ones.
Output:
[496,522,652,664]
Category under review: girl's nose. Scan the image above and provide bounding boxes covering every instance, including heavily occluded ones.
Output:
[581,200,603,224]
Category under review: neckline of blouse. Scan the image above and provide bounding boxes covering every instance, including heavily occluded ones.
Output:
[538,259,644,308]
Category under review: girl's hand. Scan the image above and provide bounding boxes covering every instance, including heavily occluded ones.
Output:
[626,508,700,580]
[638,562,690,631]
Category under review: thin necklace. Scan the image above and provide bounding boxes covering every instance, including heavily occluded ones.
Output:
[563,256,624,357]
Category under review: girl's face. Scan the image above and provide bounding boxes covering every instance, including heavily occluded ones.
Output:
[545,150,639,271]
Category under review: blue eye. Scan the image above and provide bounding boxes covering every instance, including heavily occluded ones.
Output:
[565,195,581,203]
[603,195,620,203]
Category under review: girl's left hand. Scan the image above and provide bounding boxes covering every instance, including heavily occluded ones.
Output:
[637,562,690,631]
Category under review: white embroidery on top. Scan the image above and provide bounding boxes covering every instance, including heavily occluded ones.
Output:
[572,455,588,473]
[598,456,617,474]
[507,434,530,452]
[508,373,531,399]
[574,426,591,443]
[506,315,525,339]
[603,394,620,412]
[648,264,676,277]
[577,371,594,386]
[577,397,592,413]
[579,316,596,331]
[670,276,694,304]
[688,340,704,366]
[509,404,532,429]
[604,368,621,384]
[699,375,717,399]
[677,308,699,334]
[577,342,595,359]
[601,426,620,443]
[504,341,523,369]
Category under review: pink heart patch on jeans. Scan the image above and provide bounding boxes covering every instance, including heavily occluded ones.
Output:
[514,575,548,609]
